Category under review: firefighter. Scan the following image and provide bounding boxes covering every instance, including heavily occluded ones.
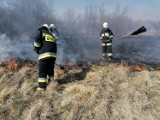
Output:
[100,22,114,61]
[34,24,57,91]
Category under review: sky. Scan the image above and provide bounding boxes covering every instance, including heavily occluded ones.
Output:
[54,0,160,21]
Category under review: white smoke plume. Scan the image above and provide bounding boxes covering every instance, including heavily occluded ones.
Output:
[113,35,160,63]
[0,33,36,61]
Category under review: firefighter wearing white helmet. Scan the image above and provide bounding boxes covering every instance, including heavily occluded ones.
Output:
[34,24,57,91]
[100,22,114,61]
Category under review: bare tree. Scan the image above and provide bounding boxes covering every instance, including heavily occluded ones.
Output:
[0,0,55,39]
[62,8,78,36]
[109,3,133,37]
[84,4,99,34]
[98,4,109,24]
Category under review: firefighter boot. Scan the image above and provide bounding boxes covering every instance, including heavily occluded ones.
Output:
[37,87,46,91]
[37,78,47,91]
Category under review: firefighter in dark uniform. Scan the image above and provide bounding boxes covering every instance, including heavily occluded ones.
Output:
[34,24,57,91]
[100,22,114,61]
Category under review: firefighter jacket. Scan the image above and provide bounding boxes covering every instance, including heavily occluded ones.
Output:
[100,28,114,42]
[34,26,57,60]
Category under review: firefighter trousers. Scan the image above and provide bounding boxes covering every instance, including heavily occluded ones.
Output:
[38,58,56,89]
[102,40,112,60]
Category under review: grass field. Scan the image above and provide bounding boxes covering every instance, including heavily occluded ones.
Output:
[0,62,160,120]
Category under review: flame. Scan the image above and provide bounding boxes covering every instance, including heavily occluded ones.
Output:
[123,62,148,71]
[6,58,20,71]
[0,57,159,72]
[129,65,148,71]
[0,58,36,72]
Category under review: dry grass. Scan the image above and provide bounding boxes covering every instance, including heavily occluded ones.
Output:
[0,62,160,120]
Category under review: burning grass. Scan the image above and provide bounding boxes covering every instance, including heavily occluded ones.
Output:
[0,58,36,72]
[123,62,148,71]
[0,59,160,119]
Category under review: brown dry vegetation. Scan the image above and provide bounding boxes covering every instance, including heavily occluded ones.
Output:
[0,62,160,120]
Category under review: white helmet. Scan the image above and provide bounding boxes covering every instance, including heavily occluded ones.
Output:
[103,22,108,29]
[42,24,49,28]
[49,24,56,29]
[49,24,56,32]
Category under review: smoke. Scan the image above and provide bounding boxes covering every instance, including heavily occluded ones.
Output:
[113,35,160,63]
[0,0,55,61]
[56,36,66,64]
[0,33,36,60]
[0,34,12,59]
[62,35,102,63]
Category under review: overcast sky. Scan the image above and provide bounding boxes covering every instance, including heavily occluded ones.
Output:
[54,0,160,21]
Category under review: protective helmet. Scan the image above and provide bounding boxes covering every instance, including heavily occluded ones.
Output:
[49,24,56,29]
[42,24,49,28]
[49,24,56,32]
[103,22,108,29]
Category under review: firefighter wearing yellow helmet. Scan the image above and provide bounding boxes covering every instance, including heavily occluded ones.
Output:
[34,24,57,91]
[100,22,114,61]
